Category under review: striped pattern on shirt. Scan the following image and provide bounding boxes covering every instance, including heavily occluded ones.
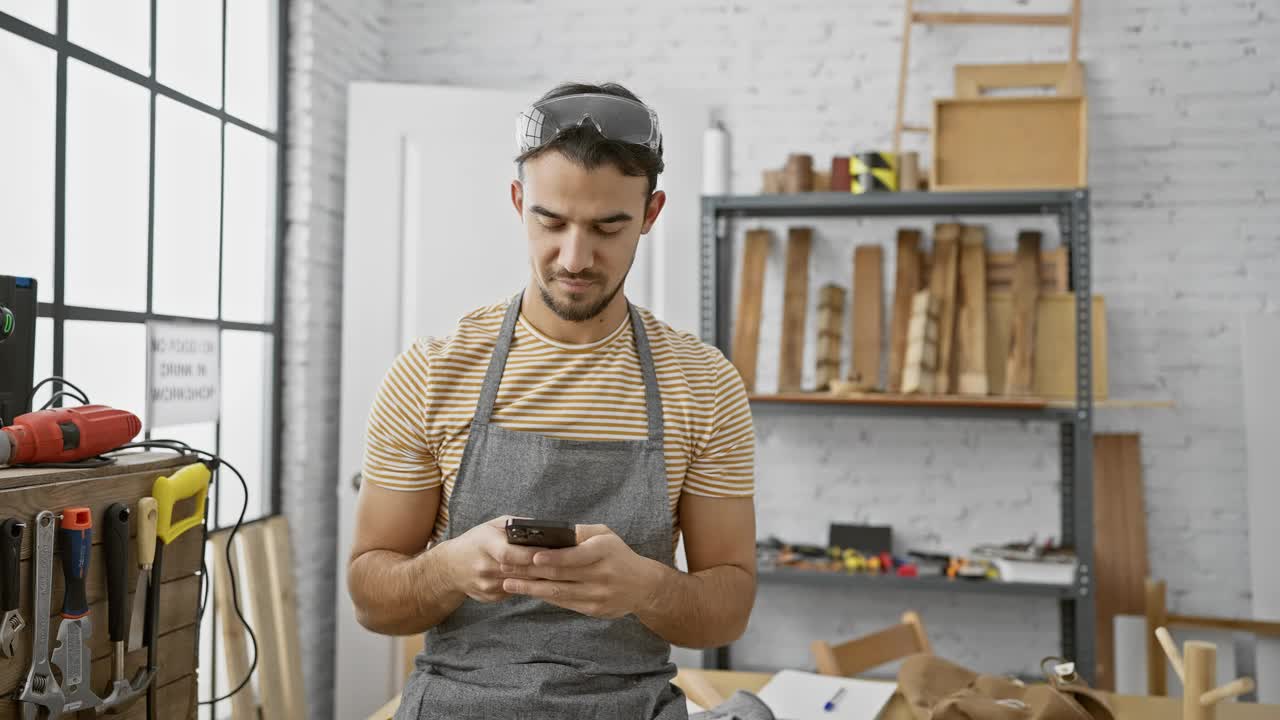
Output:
[361,299,756,543]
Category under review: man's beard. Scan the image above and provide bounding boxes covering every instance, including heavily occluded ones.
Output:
[537,270,626,323]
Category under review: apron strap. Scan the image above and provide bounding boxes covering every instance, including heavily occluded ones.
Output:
[629,303,665,444]
[474,290,666,445]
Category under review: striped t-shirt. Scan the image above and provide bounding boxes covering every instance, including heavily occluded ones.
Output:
[361,299,756,543]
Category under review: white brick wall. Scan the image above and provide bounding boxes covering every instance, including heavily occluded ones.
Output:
[291,0,1280,703]
[285,0,387,713]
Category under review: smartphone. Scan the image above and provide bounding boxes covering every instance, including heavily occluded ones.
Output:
[505,518,577,549]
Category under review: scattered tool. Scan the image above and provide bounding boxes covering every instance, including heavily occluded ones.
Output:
[145,462,212,720]
[0,517,26,658]
[100,503,153,715]
[126,498,157,653]
[0,404,141,466]
[50,507,101,713]
[18,511,64,720]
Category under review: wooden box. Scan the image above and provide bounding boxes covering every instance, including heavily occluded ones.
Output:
[0,453,203,719]
[931,96,1088,191]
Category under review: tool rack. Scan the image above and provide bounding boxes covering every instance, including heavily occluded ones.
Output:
[0,453,202,718]
[698,189,1097,681]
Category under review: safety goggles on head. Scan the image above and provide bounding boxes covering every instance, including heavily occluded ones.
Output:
[516,93,662,154]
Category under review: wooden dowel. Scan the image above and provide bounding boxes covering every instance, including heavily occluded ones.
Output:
[1201,677,1255,707]
[1168,613,1280,637]
[1155,627,1184,682]
[912,12,1072,26]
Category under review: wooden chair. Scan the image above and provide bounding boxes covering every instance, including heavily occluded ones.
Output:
[1145,577,1280,697]
[811,611,932,677]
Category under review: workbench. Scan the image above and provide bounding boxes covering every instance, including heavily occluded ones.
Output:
[0,453,203,719]
[368,668,1280,719]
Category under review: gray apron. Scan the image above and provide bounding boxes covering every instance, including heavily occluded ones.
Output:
[396,292,688,720]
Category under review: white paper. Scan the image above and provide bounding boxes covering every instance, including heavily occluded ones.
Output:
[756,670,897,720]
[701,123,730,196]
[146,320,220,428]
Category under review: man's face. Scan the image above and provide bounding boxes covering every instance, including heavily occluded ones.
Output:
[512,151,665,322]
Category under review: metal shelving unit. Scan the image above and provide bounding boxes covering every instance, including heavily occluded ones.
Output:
[699,189,1095,680]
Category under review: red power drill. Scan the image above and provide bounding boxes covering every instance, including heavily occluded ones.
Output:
[0,405,141,466]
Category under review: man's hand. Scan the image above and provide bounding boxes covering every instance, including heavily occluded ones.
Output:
[440,516,542,604]
[500,524,665,619]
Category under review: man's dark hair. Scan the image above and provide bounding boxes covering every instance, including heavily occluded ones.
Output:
[516,82,665,198]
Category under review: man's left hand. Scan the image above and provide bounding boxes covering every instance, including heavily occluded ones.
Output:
[500,524,665,619]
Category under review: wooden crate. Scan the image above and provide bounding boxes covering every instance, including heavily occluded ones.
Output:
[0,453,203,719]
[931,96,1087,191]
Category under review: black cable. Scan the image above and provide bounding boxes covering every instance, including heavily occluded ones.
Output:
[37,390,90,411]
[104,441,259,705]
[28,376,92,408]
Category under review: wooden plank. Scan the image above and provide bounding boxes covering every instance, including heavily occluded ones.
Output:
[931,96,1087,191]
[913,11,1072,26]
[987,293,1108,400]
[955,226,988,395]
[0,451,192,490]
[928,224,961,393]
[0,573,200,694]
[778,227,812,392]
[755,392,1048,410]
[210,529,258,720]
[887,230,923,392]
[815,285,846,391]
[1166,614,1280,637]
[1005,231,1040,395]
[851,245,883,388]
[955,62,1085,99]
[901,290,938,394]
[987,245,1068,294]
[264,516,307,719]
[1093,434,1149,692]
[240,522,290,719]
[730,230,771,392]
[1145,579,1169,696]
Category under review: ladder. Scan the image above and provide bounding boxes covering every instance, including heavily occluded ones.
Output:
[892,0,1083,154]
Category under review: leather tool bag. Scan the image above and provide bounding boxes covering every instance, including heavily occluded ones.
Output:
[897,654,1116,720]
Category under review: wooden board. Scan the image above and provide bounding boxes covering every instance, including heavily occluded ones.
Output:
[1004,231,1041,395]
[815,284,845,390]
[1093,434,1148,692]
[730,229,771,391]
[0,451,192,490]
[987,293,1108,399]
[264,516,307,718]
[955,226,988,395]
[901,290,938,394]
[955,62,1084,98]
[931,96,1088,191]
[778,227,812,392]
[928,224,961,393]
[987,245,1069,293]
[211,528,258,720]
[851,245,883,388]
[241,520,302,719]
[887,230,924,392]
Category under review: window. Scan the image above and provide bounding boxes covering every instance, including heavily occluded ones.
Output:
[0,5,285,718]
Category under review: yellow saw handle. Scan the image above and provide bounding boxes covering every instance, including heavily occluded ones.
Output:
[153,462,211,545]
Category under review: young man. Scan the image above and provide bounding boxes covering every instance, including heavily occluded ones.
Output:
[348,82,757,719]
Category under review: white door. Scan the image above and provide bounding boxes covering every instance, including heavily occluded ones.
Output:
[336,83,704,717]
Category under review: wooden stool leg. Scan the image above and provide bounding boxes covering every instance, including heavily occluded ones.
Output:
[1183,641,1216,720]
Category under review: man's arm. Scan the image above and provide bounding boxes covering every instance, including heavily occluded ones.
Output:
[501,495,757,648]
[347,484,543,635]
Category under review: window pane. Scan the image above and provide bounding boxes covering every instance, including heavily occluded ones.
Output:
[225,0,276,129]
[218,330,270,523]
[222,127,275,323]
[153,97,220,319]
[64,60,149,311]
[156,0,222,107]
[34,316,53,397]
[0,1,56,31]
[0,34,56,303]
[68,0,151,75]
[63,320,147,426]
[149,421,216,458]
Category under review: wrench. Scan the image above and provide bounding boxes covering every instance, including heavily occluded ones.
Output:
[0,517,26,657]
[50,507,101,714]
[17,511,63,720]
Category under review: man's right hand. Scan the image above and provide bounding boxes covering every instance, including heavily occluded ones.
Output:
[440,516,542,603]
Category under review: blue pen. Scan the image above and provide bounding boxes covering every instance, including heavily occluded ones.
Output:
[824,687,847,712]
